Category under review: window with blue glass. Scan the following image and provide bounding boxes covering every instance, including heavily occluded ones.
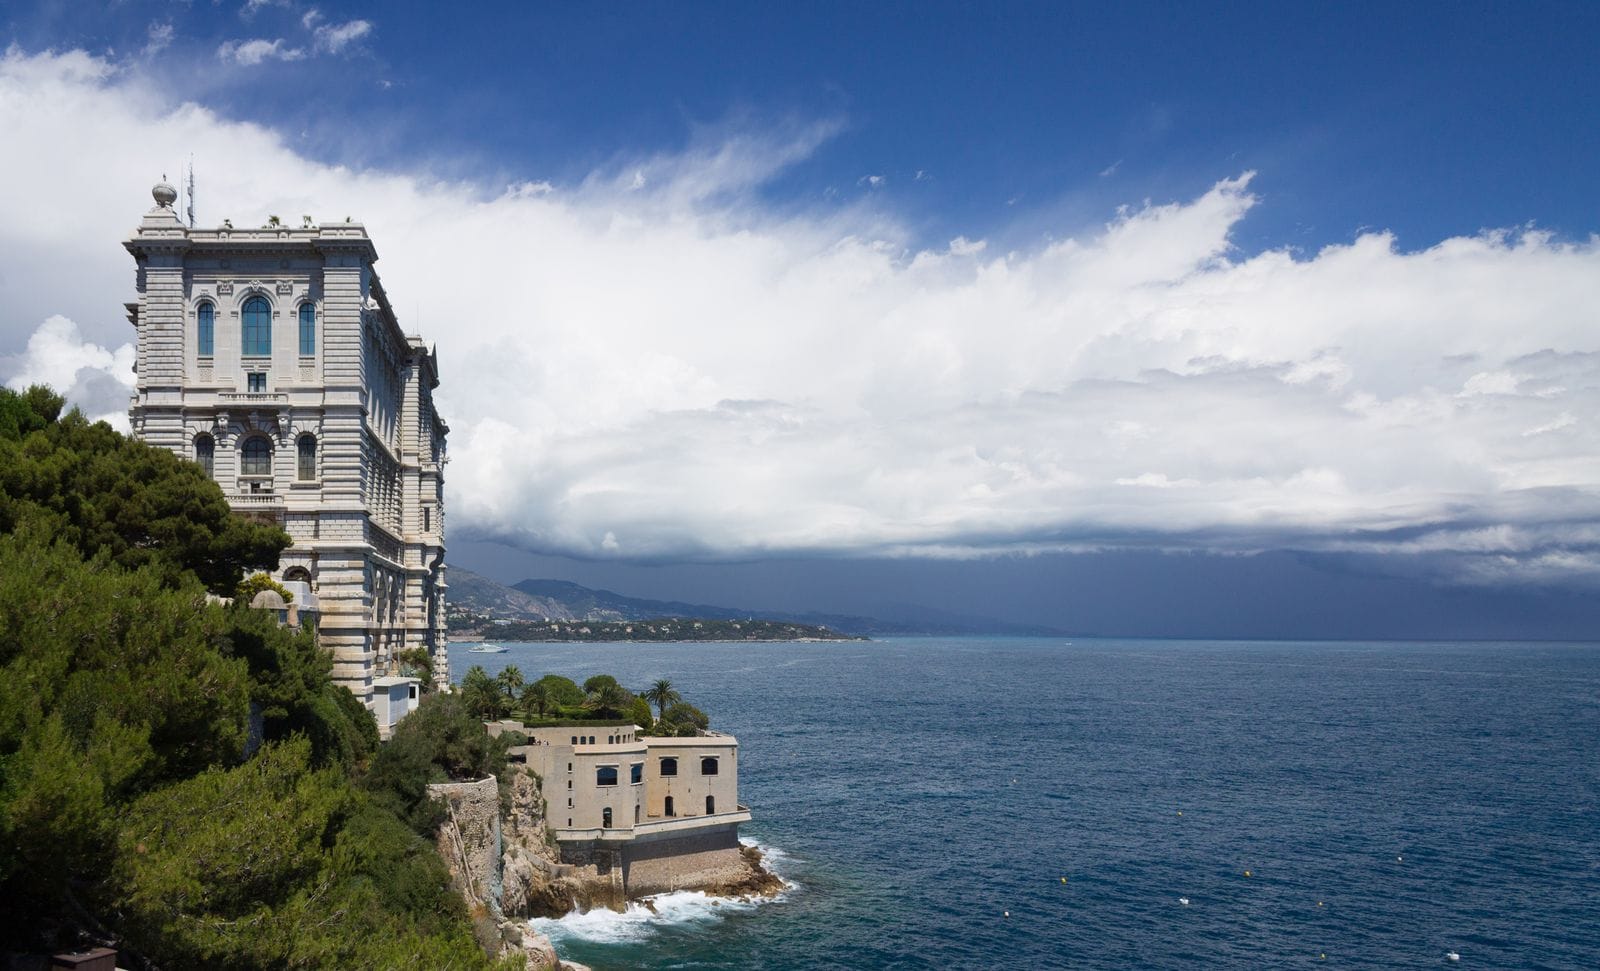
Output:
[197,302,214,356]
[298,303,316,356]
[241,295,271,356]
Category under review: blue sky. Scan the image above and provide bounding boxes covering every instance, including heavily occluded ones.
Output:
[3,1,1599,636]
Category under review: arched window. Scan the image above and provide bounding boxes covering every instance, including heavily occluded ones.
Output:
[197,302,215,356]
[602,807,613,829]
[242,295,271,356]
[298,303,316,355]
[297,434,317,481]
[706,795,715,815]
[596,766,618,787]
[659,757,678,777]
[700,757,719,776]
[664,796,675,817]
[194,433,214,476]
[283,566,312,584]
[241,436,272,477]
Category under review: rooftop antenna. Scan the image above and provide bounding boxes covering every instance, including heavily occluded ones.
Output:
[184,156,196,228]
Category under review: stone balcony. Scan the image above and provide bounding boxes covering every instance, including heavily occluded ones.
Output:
[218,391,289,406]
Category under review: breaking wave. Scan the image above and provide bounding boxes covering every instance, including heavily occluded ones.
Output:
[528,839,797,946]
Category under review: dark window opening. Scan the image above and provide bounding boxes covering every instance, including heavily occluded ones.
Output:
[247,372,267,392]
[630,763,643,785]
[659,757,678,777]
[297,434,316,481]
[602,807,613,829]
[596,766,618,787]
[706,795,715,815]
[241,436,272,477]
[700,757,719,776]
[194,434,214,476]
[665,796,675,817]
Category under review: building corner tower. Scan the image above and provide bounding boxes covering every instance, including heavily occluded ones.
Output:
[124,179,450,713]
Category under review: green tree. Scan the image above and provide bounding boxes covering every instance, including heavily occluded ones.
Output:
[627,695,655,732]
[495,665,525,709]
[642,678,682,725]
[520,681,554,719]
[458,665,504,720]
[582,673,621,694]
[584,682,632,719]
[532,673,584,709]
[663,701,710,737]
[363,693,511,834]
[0,386,290,595]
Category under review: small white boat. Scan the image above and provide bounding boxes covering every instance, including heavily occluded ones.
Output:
[466,643,507,654]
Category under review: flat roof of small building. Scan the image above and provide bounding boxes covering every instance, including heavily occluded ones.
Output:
[372,676,421,687]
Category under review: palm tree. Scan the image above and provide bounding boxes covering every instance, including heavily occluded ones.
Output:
[520,681,554,719]
[584,682,631,719]
[496,665,525,710]
[642,679,681,725]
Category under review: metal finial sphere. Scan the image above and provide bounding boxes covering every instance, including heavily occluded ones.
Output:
[152,179,178,208]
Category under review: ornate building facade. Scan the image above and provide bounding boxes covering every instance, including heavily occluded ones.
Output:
[124,180,448,705]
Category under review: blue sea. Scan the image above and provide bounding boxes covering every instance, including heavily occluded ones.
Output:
[451,637,1600,969]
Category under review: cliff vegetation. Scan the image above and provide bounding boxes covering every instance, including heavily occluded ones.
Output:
[0,387,526,969]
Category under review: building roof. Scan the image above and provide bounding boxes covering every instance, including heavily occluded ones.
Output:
[373,676,421,688]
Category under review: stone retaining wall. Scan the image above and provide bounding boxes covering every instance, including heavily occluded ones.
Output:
[619,825,748,896]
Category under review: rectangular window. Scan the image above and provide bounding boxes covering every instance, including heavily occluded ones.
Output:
[659,757,678,777]
[630,763,643,785]
[596,765,618,787]
[197,304,214,356]
[247,372,267,392]
[700,757,719,776]
[298,304,316,355]
[423,507,431,531]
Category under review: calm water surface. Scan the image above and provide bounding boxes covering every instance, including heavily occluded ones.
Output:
[451,638,1600,969]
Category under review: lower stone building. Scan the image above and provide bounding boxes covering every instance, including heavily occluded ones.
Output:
[489,722,751,896]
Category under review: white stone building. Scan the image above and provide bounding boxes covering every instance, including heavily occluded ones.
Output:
[124,180,449,708]
[487,721,752,895]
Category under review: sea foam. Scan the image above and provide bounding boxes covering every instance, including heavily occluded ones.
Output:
[528,840,797,946]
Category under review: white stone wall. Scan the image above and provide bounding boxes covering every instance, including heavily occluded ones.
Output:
[125,189,449,706]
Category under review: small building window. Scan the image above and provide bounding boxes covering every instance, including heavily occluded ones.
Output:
[241,436,272,477]
[247,372,267,392]
[608,735,614,745]
[659,757,678,777]
[570,736,577,745]
[242,295,272,356]
[423,507,431,531]
[298,303,316,355]
[700,757,719,776]
[602,807,613,829]
[567,798,572,808]
[630,763,643,785]
[197,302,215,356]
[589,735,596,745]
[665,796,675,817]
[297,434,316,481]
[566,779,571,790]
[706,795,715,815]
[194,433,214,476]
[596,766,618,787]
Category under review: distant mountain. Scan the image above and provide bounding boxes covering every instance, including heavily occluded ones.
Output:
[446,567,1064,636]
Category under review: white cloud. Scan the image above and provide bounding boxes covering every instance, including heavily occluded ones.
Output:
[143,22,174,57]
[241,0,289,19]
[859,174,886,188]
[3,48,1599,584]
[312,19,372,54]
[217,38,305,65]
[1,315,134,429]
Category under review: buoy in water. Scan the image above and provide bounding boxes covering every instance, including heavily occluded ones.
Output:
[1317,901,1324,907]
[1446,952,1460,962]
[1060,877,1067,883]
[1179,897,1190,906]
[1003,911,1010,918]
[1244,870,1252,877]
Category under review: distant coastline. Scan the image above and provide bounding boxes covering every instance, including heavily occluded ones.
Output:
[453,617,867,643]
